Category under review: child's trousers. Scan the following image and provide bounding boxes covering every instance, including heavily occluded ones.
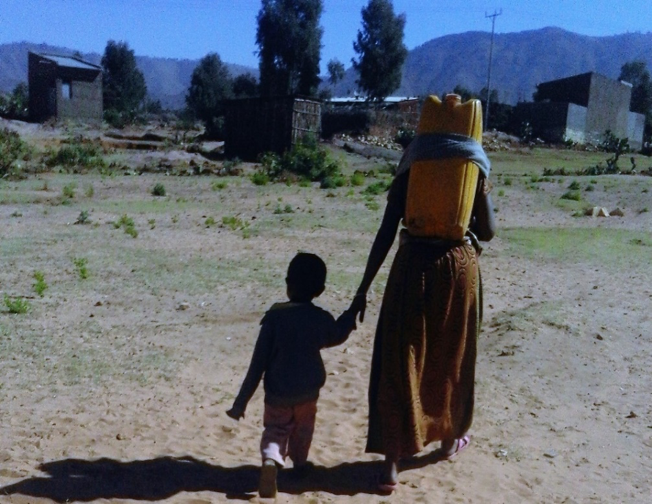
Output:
[261,400,317,467]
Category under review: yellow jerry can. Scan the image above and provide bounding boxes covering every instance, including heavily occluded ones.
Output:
[404,94,483,240]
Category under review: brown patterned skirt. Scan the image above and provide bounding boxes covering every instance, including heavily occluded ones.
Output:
[366,234,481,457]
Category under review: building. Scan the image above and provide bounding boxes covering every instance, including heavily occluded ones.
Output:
[514,72,645,149]
[28,52,103,124]
[224,96,321,160]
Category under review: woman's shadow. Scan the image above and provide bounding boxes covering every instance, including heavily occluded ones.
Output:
[0,451,448,501]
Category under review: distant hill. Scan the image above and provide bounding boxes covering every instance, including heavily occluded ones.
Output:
[333,27,652,104]
[0,42,257,110]
[3,28,652,109]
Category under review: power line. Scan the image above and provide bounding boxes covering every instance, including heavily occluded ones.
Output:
[484,9,502,130]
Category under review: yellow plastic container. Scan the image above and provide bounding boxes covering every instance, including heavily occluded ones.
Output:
[404,94,483,240]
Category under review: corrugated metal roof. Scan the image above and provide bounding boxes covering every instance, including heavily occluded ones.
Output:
[38,54,101,71]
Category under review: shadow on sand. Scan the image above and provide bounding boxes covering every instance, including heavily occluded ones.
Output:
[0,451,448,501]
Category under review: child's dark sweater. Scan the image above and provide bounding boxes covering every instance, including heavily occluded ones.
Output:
[232,302,356,409]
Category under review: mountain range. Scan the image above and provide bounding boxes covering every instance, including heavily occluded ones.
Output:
[2,27,652,109]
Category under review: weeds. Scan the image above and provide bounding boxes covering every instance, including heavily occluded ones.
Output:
[363,180,391,196]
[273,204,294,214]
[350,171,365,186]
[114,214,138,238]
[560,191,582,201]
[73,257,89,279]
[75,210,90,225]
[4,294,30,314]
[33,271,47,297]
[567,180,581,190]
[46,139,105,170]
[0,128,31,178]
[62,183,76,200]
[211,180,227,191]
[222,215,249,231]
[251,171,270,186]
[151,183,166,197]
[205,216,216,227]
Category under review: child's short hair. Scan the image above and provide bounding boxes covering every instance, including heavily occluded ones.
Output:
[287,252,327,299]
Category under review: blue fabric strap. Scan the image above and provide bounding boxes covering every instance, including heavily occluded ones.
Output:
[396,133,491,178]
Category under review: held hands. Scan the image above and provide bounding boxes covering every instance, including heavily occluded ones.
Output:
[350,292,367,323]
[226,405,245,421]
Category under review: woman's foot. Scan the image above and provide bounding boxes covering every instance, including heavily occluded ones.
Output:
[378,457,398,492]
[438,435,471,460]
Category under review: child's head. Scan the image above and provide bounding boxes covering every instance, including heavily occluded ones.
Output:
[286,252,326,302]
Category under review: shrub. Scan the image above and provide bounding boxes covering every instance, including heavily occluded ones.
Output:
[4,294,30,314]
[560,190,581,201]
[567,180,581,190]
[321,108,372,139]
[0,128,31,178]
[62,183,76,199]
[350,171,365,186]
[114,214,138,238]
[363,180,392,195]
[259,137,343,184]
[152,183,166,197]
[251,171,270,186]
[211,180,227,191]
[394,127,416,148]
[46,140,106,170]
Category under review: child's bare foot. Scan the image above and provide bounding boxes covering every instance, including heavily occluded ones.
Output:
[259,459,278,498]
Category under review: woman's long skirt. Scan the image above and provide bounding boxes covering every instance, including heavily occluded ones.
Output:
[365,238,481,458]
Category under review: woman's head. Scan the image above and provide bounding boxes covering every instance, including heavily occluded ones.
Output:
[286,252,327,301]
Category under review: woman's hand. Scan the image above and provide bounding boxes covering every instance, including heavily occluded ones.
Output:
[350,293,367,323]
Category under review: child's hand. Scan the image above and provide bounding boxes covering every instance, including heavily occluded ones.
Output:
[226,406,245,420]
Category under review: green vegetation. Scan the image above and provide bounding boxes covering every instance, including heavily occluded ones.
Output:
[151,182,166,197]
[33,271,47,297]
[4,294,30,314]
[222,215,249,231]
[211,180,227,191]
[0,127,31,178]
[46,141,106,170]
[501,227,652,267]
[258,137,343,185]
[73,257,89,279]
[114,214,138,238]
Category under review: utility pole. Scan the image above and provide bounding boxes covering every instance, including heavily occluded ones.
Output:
[484,9,502,130]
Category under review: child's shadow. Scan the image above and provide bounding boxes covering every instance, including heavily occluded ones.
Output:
[0,452,447,501]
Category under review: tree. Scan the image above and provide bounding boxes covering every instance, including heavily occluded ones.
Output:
[352,0,407,102]
[232,73,259,98]
[186,53,233,138]
[327,59,345,86]
[256,0,323,97]
[619,60,652,138]
[101,41,147,118]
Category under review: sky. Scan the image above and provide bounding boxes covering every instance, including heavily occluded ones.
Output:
[1,0,651,71]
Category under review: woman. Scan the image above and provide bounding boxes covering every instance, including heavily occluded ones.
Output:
[350,95,496,491]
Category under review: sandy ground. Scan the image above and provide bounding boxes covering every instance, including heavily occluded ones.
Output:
[1,119,652,503]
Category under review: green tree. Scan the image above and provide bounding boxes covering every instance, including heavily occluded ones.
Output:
[186,53,233,138]
[619,60,652,138]
[256,0,324,97]
[352,0,407,101]
[327,59,345,86]
[101,40,147,118]
[8,82,29,119]
[232,73,259,98]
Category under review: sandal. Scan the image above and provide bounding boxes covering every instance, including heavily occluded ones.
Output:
[437,435,471,460]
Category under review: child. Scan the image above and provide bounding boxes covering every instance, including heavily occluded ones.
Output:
[227,252,357,498]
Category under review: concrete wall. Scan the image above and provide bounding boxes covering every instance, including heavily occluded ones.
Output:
[28,53,102,124]
[627,112,646,150]
[586,73,631,143]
